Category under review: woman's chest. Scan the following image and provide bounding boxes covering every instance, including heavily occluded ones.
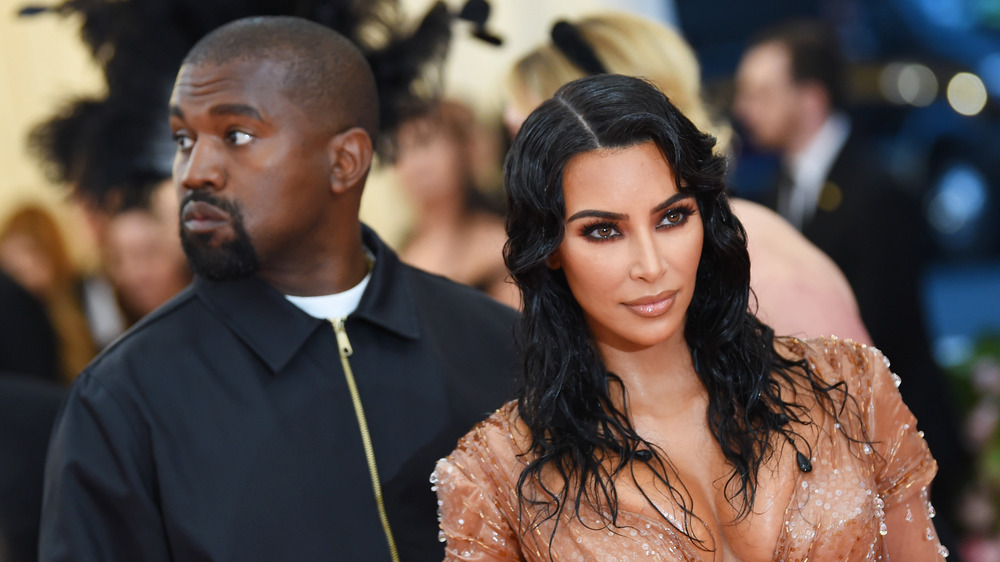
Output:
[519,432,883,560]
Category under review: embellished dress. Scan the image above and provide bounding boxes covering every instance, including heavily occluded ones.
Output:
[432,338,947,560]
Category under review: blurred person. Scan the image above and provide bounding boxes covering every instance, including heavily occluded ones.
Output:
[503,11,869,343]
[0,269,58,381]
[732,198,868,340]
[435,73,947,560]
[392,99,517,307]
[733,18,968,553]
[0,374,64,562]
[0,206,95,381]
[102,182,191,325]
[41,17,517,561]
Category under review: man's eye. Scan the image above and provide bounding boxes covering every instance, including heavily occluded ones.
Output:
[174,134,194,151]
[228,131,253,146]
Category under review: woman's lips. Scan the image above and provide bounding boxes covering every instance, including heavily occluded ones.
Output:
[623,290,677,317]
[181,200,231,234]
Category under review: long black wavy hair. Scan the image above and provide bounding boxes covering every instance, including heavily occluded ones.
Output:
[503,74,858,551]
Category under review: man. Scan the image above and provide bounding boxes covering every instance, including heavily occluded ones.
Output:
[733,19,968,557]
[40,17,518,561]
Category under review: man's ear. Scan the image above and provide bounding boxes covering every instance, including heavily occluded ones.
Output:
[328,127,374,195]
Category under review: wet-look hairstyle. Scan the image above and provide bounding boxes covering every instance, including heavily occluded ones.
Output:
[503,73,859,552]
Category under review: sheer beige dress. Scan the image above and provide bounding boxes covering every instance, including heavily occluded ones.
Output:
[433,338,947,560]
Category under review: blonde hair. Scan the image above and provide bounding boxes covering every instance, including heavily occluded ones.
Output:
[506,11,732,150]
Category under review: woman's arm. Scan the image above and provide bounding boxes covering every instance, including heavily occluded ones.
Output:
[863,344,946,559]
[433,456,520,561]
[883,486,948,559]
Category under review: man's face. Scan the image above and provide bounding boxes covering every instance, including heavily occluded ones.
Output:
[169,58,334,281]
[733,42,803,152]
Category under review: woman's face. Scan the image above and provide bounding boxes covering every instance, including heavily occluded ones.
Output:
[550,141,703,353]
[394,118,464,205]
[0,233,55,297]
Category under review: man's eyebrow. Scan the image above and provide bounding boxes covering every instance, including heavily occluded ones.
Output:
[209,103,264,120]
[651,193,695,214]
[168,104,264,121]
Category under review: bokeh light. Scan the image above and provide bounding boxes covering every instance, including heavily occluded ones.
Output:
[880,62,938,106]
[947,72,988,115]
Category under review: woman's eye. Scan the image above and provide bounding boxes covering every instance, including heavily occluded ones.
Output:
[661,208,689,226]
[586,225,619,240]
[228,131,253,146]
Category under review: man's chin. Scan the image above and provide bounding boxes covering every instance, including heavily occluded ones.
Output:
[181,239,260,282]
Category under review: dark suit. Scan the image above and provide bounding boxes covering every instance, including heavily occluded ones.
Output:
[768,131,968,556]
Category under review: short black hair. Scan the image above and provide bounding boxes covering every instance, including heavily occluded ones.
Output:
[749,19,847,110]
[183,16,379,139]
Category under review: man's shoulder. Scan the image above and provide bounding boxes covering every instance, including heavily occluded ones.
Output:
[85,286,205,373]
[399,262,518,321]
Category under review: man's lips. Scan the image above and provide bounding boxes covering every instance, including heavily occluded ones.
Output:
[623,290,677,318]
[181,200,231,234]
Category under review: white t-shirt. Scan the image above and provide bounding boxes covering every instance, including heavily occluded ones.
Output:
[284,251,374,319]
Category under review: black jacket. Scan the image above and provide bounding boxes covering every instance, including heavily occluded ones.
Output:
[40,226,519,561]
[0,374,64,562]
[0,270,58,381]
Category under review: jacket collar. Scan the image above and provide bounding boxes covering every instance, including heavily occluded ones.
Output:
[354,225,421,340]
[193,224,420,374]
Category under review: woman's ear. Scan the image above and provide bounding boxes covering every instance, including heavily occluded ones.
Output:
[546,251,561,270]
[328,127,374,195]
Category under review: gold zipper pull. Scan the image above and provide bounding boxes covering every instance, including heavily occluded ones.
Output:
[331,317,353,357]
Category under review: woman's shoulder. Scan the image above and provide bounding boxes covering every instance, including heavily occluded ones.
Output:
[437,401,530,478]
[432,401,530,516]
[776,336,893,384]
[454,400,524,449]
[775,336,903,426]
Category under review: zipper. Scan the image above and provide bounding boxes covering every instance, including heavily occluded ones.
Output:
[330,317,399,562]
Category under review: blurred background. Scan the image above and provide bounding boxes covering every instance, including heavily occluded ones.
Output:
[1,0,998,560]
[9,0,996,368]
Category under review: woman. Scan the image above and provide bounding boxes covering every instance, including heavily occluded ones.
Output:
[0,205,95,381]
[393,100,518,308]
[503,12,728,149]
[102,180,191,326]
[432,75,945,560]
[501,12,870,343]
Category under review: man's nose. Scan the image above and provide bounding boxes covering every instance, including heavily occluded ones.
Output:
[176,140,225,191]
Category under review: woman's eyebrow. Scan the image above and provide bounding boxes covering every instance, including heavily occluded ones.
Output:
[651,193,694,215]
[566,209,626,222]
